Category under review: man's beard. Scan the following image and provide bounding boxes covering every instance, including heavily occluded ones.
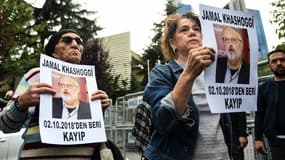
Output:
[61,93,77,103]
[273,67,285,77]
[226,50,242,61]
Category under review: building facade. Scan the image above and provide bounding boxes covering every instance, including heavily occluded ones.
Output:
[101,32,132,89]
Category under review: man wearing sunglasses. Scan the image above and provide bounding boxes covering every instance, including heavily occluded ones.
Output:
[216,26,250,84]
[0,29,111,159]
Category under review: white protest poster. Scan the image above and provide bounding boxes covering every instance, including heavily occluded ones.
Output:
[39,54,106,145]
[199,4,258,113]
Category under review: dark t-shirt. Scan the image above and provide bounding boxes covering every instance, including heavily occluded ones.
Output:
[276,80,285,134]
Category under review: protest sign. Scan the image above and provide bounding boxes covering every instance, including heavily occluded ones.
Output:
[200,4,258,113]
[39,54,106,144]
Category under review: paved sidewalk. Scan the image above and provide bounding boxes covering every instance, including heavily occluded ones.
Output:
[124,135,258,160]
[125,151,141,160]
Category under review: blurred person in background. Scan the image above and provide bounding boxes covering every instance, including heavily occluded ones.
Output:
[255,49,285,160]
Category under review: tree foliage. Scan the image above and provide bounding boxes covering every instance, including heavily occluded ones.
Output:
[0,0,119,101]
[81,38,114,96]
[271,0,285,42]
[0,0,45,90]
[258,0,285,80]
[33,0,102,45]
[33,0,119,102]
[140,0,177,86]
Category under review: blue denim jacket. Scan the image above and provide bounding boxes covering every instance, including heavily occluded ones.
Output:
[143,60,200,160]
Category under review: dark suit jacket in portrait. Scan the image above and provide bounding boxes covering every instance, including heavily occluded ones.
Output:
[52,97,91,119]
[216,57,250,84]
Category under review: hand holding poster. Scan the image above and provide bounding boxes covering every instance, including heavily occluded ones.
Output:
[39,54,106,145]
[199,4,258,113]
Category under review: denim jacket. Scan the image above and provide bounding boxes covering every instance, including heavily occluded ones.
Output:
[143,60,200,160]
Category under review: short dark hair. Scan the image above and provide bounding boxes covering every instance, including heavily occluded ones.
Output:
[267,49,285,62]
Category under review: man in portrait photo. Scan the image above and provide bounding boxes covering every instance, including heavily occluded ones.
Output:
[215,25,250,84]
[52,74,91,120]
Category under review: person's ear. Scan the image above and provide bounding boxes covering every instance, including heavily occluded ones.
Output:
[169,39,176,52]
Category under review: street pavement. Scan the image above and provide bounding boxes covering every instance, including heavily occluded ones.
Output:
[125,151,141,160]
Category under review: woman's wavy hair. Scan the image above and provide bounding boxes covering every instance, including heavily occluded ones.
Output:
[160,12,201,60]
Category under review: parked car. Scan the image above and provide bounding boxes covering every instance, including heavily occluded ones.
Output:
[0,113,25,160]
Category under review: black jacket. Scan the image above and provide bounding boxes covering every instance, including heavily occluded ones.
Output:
[52,97,91,119]
[230,112,248,138]
[255,78,277,141]
[216,57,250,84]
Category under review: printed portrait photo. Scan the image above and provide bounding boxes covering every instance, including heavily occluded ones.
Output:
[51,71,91,119]
[213,24,250,84]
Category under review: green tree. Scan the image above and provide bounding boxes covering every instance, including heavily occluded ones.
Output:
[81,38,132,103]
[130,52,145,92]
[140,0,177,86]
[34,0,129,103]
[258,0,285,80]
[33,0,102,46]
[0,0,45,91]
[110,75,130,102]
[81,38,114,96]
[276,43,285,50]
[271,0,285,42]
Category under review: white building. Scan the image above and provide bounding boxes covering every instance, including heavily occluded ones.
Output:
[101,32,131,89]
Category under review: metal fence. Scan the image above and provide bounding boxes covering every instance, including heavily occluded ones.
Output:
[105,78,274,159]
[104,91,144,159]
[244,112,272,160]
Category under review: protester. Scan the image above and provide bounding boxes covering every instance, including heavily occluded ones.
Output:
[0,29,111,159]
[216,26,250,84]
[53,75,91,119]
[142,11,231,160]
[255,49,285,160]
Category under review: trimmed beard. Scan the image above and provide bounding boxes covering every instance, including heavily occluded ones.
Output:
[227,51,242,61]
[61,93,78,103]
[273,68,285,77]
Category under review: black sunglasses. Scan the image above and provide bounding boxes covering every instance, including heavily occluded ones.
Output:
[61,36,83,45]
